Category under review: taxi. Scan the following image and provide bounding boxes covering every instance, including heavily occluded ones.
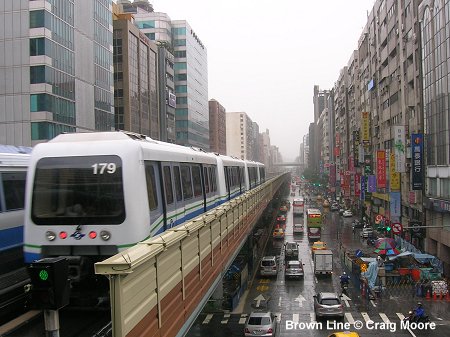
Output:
[328,332,360,337]
[311,241,327,251]
[273,227,285,239]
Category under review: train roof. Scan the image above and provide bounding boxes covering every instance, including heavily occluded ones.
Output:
[0,145,32,154]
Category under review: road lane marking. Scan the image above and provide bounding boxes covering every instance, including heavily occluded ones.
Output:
[345,313,355,324]
[275,313,281,323]
[361,312,371,323]
[202,314,213,324]
[239,314,247,324]
[278,296,281,306]
[310,313,316,322]
[370,299,377,307]
[379,313,390,323]
[396,313,405,320]
[292,314,299,323]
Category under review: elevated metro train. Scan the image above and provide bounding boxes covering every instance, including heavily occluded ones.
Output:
[24,131,265,292]
[0,147,31,273]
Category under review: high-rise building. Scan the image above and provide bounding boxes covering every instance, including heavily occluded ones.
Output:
[112,8,159,138]
[208,99,226,155]
[226,112,254,160]
[119,1,209,149]
[418,0,450,275]
[0,0,114,145]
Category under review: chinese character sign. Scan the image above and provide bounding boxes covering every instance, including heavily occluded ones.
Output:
[411,133,423,190]
[368,175,377,193]
[376,150,386,188]
[393,125,406,172]
[390,192,401,219]
[389,152,400,191]
[355,174,361,197]
[362,112,370,142]
[360,176,366,200]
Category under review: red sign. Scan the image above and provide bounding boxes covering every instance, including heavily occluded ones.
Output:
[392,222,403,234]
[354,174,361,197]
[334,147,340,156]
[376,150,386,188]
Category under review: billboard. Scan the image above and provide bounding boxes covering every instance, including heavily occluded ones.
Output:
[393,125,406,172]
[411,133,423,190]
[389,152,400,191]
[376,150,386,188]
[362,112,370,143]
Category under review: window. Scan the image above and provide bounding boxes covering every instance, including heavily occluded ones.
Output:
[174,62,187,70]
[144,162,158,210]
[174,50,186,58]
[181,165,193,199]
[163,166,174,205]
[2,172,26,211]
[172,27,186,35]
[192,165,202,197]
[176,73,187,81]
[176,97,188,104]
[203,167,209,193]
[174,166,183,201]
[136,20,155,29]
[144,33,155,40]
[30,65,45,84]
[30,38,45,56]
[175,85,187,93]
[30,10,45,28]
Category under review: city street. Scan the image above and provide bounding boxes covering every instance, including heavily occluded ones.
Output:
[187,188,450,337]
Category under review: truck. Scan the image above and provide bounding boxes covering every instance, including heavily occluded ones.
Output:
[313,249,333,275]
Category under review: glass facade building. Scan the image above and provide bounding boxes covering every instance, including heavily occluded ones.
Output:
[0,0,114,146]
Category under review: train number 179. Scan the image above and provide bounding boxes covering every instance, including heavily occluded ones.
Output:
[92,163,116,174]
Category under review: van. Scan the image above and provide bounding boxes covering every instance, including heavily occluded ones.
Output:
[360,227,373,238]
[260,256,278,277]
[293,223,304,234]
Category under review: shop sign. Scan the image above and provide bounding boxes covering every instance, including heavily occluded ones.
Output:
[362,112,370,143]
[389,152,400,191]
[355,174,361,197]
[430,198,450,213]
[360,176,366,201]
[390,192,401,218]
[353,131,360,167]
[393,125,406,172]
[376,150,386,188]
[411,133,423,190]
[368,175,377,193]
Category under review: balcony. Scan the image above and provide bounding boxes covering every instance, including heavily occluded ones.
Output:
[380,46,388,64]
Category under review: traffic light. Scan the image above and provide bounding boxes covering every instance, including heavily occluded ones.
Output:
[27,257,70,310]
[386,225,391,232]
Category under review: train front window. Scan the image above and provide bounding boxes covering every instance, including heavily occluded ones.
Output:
[31,155,125,225]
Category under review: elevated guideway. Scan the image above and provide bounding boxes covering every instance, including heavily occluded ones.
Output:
[95,174,288,337]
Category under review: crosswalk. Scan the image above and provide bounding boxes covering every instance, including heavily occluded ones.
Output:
[199,311,420,325]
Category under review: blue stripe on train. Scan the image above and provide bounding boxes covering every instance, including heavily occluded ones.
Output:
[0,226,23,252]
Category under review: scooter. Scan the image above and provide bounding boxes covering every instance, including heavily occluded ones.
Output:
[341,281,349,294]
[403,311,430,323]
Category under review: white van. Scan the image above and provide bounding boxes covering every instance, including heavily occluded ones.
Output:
[293,223,304,234]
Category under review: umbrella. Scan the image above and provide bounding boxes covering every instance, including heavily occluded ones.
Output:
[374,238,397,250]
[374,247,401,256]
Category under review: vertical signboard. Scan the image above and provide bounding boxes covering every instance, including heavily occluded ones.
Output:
[349,156,355,173]
[376,150,386,188]
[353,131,360,167]
[355,174,361,197]
[358,144,365,164]
[411,133,423,190]
[390,192,401,220]
[329,164,336,187]
[389,152,400,191]
[361,112,370,143]
[360,176,366,201]
[368,175,377,192]
[344,171,351,197]
[393,125,406,172]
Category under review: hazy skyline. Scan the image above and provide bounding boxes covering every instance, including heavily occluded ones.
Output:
[150,0,376,161]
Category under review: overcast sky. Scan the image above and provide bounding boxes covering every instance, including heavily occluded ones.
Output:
[151,0,376,161]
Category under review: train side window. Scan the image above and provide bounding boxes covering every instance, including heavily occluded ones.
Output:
[1,172,26,211]
[224,167,229,193]
[203,167,210,193]
[144,163,158,210]
[163,166,174,205]
[180,165,193,199]
[192,165,202,197]
[240,167,244,186]
[174,166,183,201]
[210,167,216,192]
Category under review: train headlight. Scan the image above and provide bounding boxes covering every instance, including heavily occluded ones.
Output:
[100,230,111,241]
[59,231,68,239]
[46,231,56,241]
[89,231,97,239]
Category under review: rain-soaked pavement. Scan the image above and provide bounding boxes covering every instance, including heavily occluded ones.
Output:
[187,188,450,337]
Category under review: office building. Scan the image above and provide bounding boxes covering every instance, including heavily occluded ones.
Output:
[208,99,226,155]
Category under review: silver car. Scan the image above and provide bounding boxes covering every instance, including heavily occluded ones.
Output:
[313,292,344,319]
[244,311,277,337]
[285,260,304,279]
[259,256,278,277]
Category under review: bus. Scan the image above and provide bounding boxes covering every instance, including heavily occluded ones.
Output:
[292,197,305,216]
[306,208,322,240]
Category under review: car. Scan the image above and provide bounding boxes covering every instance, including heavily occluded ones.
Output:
[284,241,299,259]
[331,203,339,211]
[360,227,373,238]
[285,260,304,279]
[244,311,277,337]
[293,222,304,234]
[260,256,278,277]
[328,332,361,337]
[343,210,353,217]
[339,208,345,215]
[313,292,344,319]
[273,227,285,239]
[276,215,286,223]
[352,220,364,228]
[311,241,327,251]
[279,205,288,213]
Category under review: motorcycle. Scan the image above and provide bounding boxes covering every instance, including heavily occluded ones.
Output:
[341,282,349,294]
[403,310,430,323]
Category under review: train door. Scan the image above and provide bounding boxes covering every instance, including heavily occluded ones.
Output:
[144,161,164,236]
[161,163,182,229]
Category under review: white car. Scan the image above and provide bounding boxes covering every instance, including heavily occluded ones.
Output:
[343,210,353,217]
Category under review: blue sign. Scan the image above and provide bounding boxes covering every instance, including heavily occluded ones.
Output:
[360,176,366,201]
[368,175,377,193]
[390,192,401,218]
[411,134,423,190]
